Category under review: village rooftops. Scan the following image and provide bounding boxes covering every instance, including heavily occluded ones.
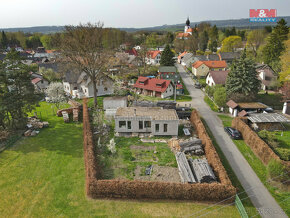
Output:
[115,107,179,120]
[248,113,290,123]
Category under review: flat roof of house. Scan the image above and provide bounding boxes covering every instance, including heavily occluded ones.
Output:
[104,96,127,101]
[159,66,177,73]
[248,113,290,123]
[115,107,179,120]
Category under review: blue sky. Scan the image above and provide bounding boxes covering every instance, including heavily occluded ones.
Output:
[0,0,289,28]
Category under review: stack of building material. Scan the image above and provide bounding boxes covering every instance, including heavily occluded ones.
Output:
[179,138,204,155]
[73,108,79,122]
[62,111,69,123]
[188,158,216,183]
[156,101,176,109]
[175,152,196,183]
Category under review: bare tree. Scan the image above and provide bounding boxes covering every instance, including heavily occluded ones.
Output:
[136,43,148,76]
[60,22,112,108]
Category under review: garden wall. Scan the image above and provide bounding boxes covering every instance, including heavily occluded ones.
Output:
[232,117,290,168]
[82,100,236,202]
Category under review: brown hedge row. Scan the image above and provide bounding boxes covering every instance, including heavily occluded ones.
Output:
[232,118,290,168]
[82,101,236,202]
[89,180,236,202]
[190,110,234,186]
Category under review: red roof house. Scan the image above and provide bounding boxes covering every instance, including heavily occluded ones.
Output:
[133,76,174,98]
[192,60,227,78]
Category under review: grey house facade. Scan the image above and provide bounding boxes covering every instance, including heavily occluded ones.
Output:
[115,107,179,137]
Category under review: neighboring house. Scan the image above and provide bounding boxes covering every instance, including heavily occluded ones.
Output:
[226,100,268,117]
[256,64,277,90]
[133,76,174,98]
[282,100,290,115]
[192,60,227,78]
[180,52,194,67]
[103,96,127,110]
[146,50,161,65]
[218,52,241,65]
[63,71,114,98]
[247,113,290,131]
[103,96,128,117]
[77,72,114,98]
[158,66,180,83]
[114,107,179,137]
[31,77,49,92]
[178,51,187,64]
[206,70,229,87]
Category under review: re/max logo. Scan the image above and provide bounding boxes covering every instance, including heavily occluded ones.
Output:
[249,9,277,22]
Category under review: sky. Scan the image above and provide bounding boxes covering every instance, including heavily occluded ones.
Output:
[0,0,289,28]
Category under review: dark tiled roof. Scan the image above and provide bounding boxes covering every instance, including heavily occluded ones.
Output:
[208,70,229,85]
[226,100,238,109]
[219,52,241,61]
[159,66,177,73]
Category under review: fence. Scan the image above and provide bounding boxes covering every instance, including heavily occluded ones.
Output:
[235,194,248,218]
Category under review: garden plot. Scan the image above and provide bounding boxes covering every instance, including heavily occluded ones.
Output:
[106,137,178,181]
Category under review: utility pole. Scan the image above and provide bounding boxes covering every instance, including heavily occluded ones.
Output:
[174,82,177,101]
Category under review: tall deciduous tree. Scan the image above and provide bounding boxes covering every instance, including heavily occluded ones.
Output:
[199,30,209,51]
[246,30,265,57]
[60,22,112,107]
[263,19,289,73]
[279,35,290,83]
[221,35,242,52]
[226,50,261,102]
[160,44,175,66]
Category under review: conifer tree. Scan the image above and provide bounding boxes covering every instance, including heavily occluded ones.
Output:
[263,19,289,72]
[226,50,261,102]
[160,44,175,66]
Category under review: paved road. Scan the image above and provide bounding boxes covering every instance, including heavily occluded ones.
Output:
[176,63,287,218]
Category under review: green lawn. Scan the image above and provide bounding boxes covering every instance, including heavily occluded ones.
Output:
[201,118,259,217]
[257,92,283,110]
[218,114,290,216]
[204,96,219,112]
[0,102,240,217]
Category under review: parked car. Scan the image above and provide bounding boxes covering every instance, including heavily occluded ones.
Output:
[194,82,201,89]
[224,127,242,139]
[263,107,274,113]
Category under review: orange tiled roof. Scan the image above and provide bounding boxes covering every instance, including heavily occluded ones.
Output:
[178,51,187,60]
[192,60,227,69]
[176,32,191,38]
[147,50,161,59]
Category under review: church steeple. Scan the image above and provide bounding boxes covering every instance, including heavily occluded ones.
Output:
[186,17,190,26]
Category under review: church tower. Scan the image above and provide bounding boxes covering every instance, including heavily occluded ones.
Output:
[184,17,190,33]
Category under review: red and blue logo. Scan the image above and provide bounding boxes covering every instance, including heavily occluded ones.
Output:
[249,9,277,22]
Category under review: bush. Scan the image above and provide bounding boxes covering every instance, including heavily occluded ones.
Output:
[199,78,207,88]
[214,87,227,107]
[258,130,279,148]
[205,86,214,97]
[275,148,290,161]
[267,159,289,182]
[204,96,219,112]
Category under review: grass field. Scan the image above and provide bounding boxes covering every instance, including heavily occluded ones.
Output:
[0,102,241,217]
[218,114,290,216]
[204,96,219,112]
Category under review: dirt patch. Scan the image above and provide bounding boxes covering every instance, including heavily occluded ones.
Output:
[130,145,156,151]
[134,165,180,183]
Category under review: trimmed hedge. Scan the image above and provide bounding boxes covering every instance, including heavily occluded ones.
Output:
[82,101,236,202]
[231,118,290,169]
